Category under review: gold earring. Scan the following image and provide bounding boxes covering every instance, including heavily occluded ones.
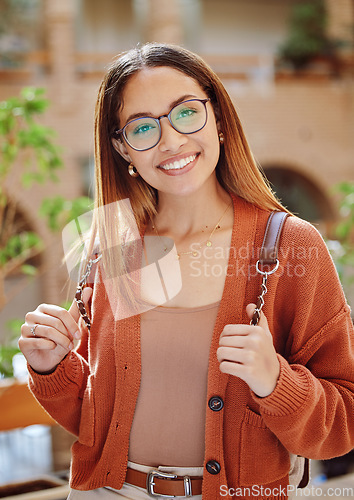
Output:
[128,163,139,178]
[219,132,224,145]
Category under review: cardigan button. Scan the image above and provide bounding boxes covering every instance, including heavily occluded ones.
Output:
[208,396,224,412]
[206,460,221,475]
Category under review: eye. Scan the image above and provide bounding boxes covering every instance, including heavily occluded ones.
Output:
[175,107,197,120]
[132,122,157,135]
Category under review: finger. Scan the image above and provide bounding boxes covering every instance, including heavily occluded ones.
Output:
[219,335,247,348]
[24,324,74,351]
[19,336,73,362]
[220,324,254,338]
[34,304,81,340]
[25,311,74,341]
[68,286,93,323]
[217,346,249,365]
[246,303,270,333]
[20,336,62,351]
[219,360,250,379]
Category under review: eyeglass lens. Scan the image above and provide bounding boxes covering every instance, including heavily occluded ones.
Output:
[123,99,208,151]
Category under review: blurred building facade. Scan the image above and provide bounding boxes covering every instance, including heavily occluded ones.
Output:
[0,0,353,319]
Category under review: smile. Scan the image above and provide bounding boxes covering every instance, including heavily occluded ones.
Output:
[159,154,198,171]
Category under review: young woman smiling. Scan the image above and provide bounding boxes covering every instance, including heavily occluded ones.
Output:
[19,43,354,499]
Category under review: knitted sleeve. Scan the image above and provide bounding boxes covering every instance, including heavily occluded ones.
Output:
[253,216,354,459]
[28,346,90,437]
[27,261,97,437]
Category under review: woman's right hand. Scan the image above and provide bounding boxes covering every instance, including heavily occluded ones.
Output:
[19,287,93,374]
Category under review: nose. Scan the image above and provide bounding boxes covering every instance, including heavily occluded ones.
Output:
[158,116,188,152]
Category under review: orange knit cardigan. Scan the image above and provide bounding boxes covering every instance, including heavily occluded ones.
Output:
[28,195,354,499]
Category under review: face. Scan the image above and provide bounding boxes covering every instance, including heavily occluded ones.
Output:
[112,66,221,198]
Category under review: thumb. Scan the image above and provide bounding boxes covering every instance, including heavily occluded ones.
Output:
[69,286,93,323]
[246,303,270,332]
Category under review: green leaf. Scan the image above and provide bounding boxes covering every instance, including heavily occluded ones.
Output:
[1,141,18,163]
[6,234,22,258]
[70,197,93,220]
[336,221,350,240]
[5,319,24,336]
[21,172,35,188]
[21,87,49,114]
[334,182,354,196]
[39,196,66,231]
[1,231,41,262]
[21,264,37,276]
[0,344,21,378]
[0,113,16,135]
[39,196,93,233]
[60,300,72,311]
[25,231,41,248]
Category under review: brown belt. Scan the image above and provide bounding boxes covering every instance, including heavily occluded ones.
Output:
[125,467,203,497]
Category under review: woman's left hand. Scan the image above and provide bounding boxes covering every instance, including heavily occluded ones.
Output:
[217,304,280,398]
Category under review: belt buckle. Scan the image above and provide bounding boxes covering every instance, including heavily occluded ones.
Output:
[146,469,192,498]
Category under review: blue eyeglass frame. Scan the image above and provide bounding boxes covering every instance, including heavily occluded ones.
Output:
[113,98,211,151]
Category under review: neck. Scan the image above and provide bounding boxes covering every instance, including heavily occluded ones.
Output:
[154,180,232,238]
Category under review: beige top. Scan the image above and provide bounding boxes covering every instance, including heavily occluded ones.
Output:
[128,301,220,467]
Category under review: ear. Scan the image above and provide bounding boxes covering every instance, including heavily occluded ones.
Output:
[111,137,132,164]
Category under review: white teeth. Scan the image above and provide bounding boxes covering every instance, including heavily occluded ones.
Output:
[160,154,197,171]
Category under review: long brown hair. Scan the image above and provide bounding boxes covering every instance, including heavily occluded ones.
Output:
[95,42,286,229]
[80,43,288,314]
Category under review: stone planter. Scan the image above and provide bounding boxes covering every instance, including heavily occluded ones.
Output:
[0,475,69,499]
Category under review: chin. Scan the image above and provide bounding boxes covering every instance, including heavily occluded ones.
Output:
[173,182,211,198]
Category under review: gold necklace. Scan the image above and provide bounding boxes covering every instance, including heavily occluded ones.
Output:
[151,202,232,260]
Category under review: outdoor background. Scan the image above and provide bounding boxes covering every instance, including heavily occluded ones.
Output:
[0,0,353,496]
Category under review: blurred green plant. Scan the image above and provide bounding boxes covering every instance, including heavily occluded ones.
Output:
[0,319,22,377]
[327,182,354,302]
[0,87,63,311]
[278,0,341,70]
[0,87,92,377]
[0,344,20,377]
[40,195,92,232]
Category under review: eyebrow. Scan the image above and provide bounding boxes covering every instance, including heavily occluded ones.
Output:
[124,94,200,124]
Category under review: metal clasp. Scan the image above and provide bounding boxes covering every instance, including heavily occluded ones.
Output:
[184,476,192,497]
[146,470,192,498]
[255,258,279,276]
[147,470,177,498]
[250,259,280,326]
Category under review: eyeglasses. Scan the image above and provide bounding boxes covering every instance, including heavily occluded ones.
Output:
[114,98,210,151]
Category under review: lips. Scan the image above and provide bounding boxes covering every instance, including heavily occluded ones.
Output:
[158,153,199,171]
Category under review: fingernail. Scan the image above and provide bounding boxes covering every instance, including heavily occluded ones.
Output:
[74,330,81,339]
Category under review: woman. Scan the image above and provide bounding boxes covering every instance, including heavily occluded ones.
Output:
[19,43,354,499]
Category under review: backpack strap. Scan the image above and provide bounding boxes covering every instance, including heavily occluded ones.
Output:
[250,211,289,326]
[259,211,290,265]
[251,211,311,489]
[75,253,102,331]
